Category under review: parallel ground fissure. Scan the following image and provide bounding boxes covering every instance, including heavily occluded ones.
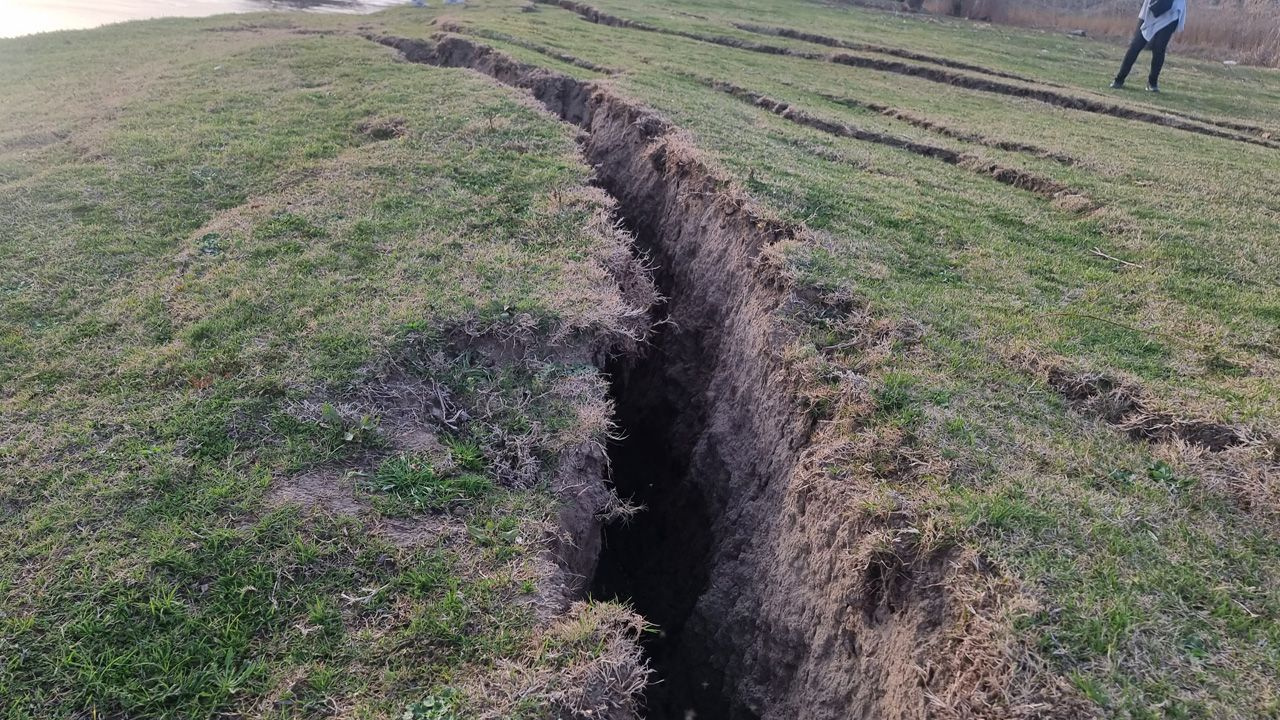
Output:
[702,77,1078,200]
[729,21,1046,85]
[817,92,1081,166]
[534,0,1280,150]
[730,21,1280,139]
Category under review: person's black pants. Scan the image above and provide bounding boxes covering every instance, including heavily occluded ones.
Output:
[1115,19,1177,86]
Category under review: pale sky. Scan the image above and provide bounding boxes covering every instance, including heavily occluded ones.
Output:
[0,0,405,38]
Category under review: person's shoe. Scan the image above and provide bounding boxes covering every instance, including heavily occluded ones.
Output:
[1146,82,1160,93]
[1109,79,1124,89]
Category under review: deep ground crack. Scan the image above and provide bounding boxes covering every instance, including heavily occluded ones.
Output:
[372,30,805,719]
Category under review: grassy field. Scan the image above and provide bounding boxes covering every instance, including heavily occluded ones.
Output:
[2,1,1278,718]
[0,17,652,719]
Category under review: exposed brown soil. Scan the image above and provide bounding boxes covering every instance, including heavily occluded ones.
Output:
[706,78,1079,200]
[268,463,367,515]
[543,441,618,606]
[1046,367,1252,451]
[375,515,462,548]
[371,29,1085,720]
[535,0,1280,150]
[819,92,1081,166]
[731,21,1048,85]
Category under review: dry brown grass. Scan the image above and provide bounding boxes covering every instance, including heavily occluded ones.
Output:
[468,601,651,720]
[914,0,1280,66]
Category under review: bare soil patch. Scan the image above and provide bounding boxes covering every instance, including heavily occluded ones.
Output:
[356,115,408,140]
[820,92,1081,166]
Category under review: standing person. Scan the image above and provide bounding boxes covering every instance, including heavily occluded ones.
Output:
[1110,0,1188,92]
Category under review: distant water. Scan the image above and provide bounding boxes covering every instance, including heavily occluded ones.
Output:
[0,0,412,38]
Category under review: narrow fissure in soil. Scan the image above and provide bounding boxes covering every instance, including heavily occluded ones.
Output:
[373,32,877,720]
[589,213,738,719]
[594,329,728,719]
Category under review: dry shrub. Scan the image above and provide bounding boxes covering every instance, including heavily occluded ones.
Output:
[1178,4,1280,65]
